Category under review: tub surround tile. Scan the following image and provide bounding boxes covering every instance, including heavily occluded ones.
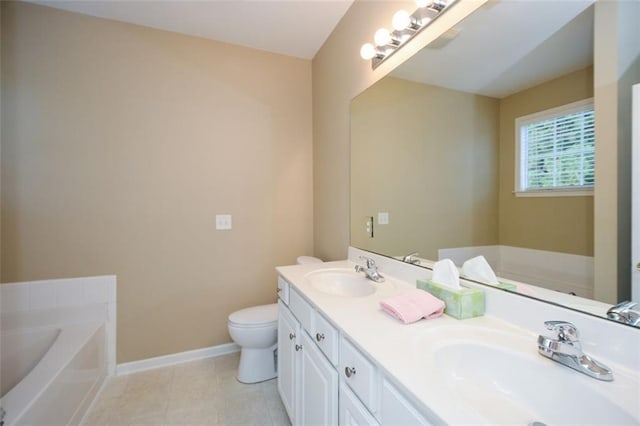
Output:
[84,277,112,304]
[56,281,85,307]
[1,284,30,313]
[28,282,58,310]
[1,275,116,312]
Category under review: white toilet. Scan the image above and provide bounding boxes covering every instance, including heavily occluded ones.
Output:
[227,255,322,384]
[228,304,279,383]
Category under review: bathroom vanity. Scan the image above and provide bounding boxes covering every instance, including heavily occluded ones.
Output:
[276,248,640,425]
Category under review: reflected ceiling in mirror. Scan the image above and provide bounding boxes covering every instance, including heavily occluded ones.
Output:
[391,0,593,97]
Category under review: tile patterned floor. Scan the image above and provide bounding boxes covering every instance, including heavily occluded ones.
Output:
[83,352,291,425]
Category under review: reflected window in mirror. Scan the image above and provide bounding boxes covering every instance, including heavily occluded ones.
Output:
[515,98,595,197]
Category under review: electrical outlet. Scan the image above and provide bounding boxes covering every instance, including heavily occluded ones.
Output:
[216,214,232,230]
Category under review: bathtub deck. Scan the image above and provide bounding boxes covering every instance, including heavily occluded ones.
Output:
[83,352,289,425]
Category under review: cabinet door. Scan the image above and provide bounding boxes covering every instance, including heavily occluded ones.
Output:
[277,301,299,424]
[339,383,380,426]
[299,332,338,426]
[380,378,434,425]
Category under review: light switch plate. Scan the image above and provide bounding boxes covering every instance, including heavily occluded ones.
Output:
[216,214,232,230]
[378,212,389,225]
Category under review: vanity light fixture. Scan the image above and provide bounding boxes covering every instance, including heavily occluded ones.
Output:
[360,0,457,69]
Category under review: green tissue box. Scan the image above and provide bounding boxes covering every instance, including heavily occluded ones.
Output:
[416,279,485,319]
[496,282,517,292]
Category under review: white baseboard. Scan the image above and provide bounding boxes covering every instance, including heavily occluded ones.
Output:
[116,342,240,376]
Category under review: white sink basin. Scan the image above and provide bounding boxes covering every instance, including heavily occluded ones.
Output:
[412,325,640,425]
[305,268,377,297]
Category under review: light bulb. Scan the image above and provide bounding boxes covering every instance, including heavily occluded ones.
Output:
[360,43,376,60]
[392,10,411,31]
[374,28,392,46]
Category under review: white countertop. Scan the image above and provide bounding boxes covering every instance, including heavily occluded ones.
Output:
[276,257,640,425]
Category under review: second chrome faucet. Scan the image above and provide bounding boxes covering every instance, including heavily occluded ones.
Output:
[537,320,613,381]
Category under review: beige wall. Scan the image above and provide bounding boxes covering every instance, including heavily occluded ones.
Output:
[1,2,313,362]
[499,67,595,257]
[312,0,487,261]
[351,77,499,259]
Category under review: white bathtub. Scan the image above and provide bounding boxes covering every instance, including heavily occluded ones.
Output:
[1,320,106,425]
[1,327,61,398]
[0,275,116,426]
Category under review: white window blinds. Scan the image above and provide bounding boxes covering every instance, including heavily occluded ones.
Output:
[516,99,594,196]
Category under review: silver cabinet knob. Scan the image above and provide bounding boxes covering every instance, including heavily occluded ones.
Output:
[316,333,325,342]
[295,344,303,352]
[344,366,356,378]
[289,333,295,340]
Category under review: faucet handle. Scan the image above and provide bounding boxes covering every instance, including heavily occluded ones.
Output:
[402,251,420,264]
[607,300,638,314]
[544,321,579,343]
[358,255,376,269]
[607,301,640,326]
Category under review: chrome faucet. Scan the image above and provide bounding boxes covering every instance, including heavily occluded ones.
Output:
[355,255,385,283]
[607,301,640,327]
[402,251,421,265]
[537,321,613,381]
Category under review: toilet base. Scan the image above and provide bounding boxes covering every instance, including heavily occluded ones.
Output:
[237,343,278,384]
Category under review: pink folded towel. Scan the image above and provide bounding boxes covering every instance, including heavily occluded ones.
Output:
[380,289,445,324]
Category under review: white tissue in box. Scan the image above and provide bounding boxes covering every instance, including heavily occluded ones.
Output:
[462,255,499,285]
[432,259,461,290]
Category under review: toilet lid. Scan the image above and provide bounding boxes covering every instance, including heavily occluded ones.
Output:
[229,303,278,326]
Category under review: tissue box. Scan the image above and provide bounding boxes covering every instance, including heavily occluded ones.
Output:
[416,279,485,319]
[496,282,518,292]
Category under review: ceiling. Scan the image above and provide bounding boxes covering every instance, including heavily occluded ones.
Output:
[391,0,594,98]
[26,0,355,59]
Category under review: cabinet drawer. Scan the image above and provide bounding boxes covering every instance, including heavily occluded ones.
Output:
[313,311,339,366]
[277,276,290,305]
[289,287,313,334]
[339,337,377,412]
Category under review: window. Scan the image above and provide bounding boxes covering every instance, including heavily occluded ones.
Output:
[515,98,594,197]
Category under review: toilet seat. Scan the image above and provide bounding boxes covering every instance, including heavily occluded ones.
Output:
[228,303,278,328]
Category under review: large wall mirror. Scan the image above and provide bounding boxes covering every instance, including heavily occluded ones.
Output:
[350,0,640,322]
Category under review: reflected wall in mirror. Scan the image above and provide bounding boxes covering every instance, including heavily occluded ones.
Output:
[350,0,640,320]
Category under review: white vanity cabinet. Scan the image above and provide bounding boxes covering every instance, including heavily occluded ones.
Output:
[277,274,436,426]
[277,282,338,426]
